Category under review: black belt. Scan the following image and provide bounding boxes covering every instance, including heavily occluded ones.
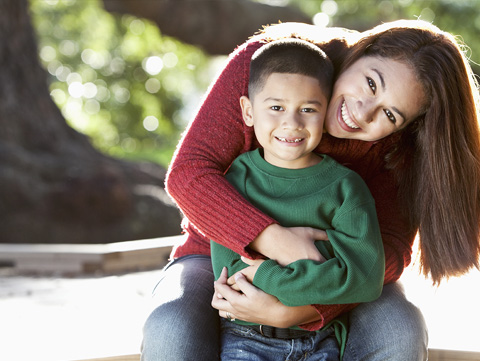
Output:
[250,324,316,339]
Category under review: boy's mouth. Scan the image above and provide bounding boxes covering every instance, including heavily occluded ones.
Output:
[275,136,304,143]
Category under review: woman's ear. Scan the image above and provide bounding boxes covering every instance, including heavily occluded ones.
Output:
[240,96,254,127]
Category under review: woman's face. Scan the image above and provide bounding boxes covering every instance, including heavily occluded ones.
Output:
[325,55,427,141]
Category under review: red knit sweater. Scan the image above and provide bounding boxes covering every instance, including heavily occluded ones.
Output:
[165,36,417,330]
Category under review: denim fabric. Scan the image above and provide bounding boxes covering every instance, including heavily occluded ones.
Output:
[343,282,428,361]
[141,255,428,361]
[141,255,220,361]
[220,320,339,361]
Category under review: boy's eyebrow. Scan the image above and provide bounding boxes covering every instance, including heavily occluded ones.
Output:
[264,97,324,106]
[372,68,406,123]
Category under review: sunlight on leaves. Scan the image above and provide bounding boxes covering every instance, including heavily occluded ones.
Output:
[30,0,212,167]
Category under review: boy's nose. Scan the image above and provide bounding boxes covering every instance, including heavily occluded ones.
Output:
[282,112,303,129]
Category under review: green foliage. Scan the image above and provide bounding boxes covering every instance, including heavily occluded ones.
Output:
[290,0,480,74]
[30,0,213,167]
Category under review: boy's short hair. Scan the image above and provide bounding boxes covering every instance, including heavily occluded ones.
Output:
[248,38,334,100]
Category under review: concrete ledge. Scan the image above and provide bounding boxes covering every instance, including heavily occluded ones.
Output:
[0,235,182,275]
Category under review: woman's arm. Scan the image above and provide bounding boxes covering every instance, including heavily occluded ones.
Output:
[165,39,273,257]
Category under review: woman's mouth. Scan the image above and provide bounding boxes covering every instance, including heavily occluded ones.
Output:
[341,101,360,130]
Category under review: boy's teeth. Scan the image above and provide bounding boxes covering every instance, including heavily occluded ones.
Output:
[277,137,302,143]
[341,101,360,129]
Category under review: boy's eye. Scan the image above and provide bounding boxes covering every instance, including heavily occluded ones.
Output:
[301,108,316,113]
[384,109,396,124]
[271,105,283,111]
[367,77,376,93]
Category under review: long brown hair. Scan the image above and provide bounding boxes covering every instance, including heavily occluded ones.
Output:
[345,20,480,283]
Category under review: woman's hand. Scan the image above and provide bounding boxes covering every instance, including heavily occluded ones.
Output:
[212,267,322,328]
[250,224,328,266]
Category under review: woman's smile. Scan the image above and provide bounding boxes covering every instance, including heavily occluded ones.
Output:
[340,100,360,130]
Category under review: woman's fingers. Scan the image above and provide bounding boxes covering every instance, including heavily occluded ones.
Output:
[212,268,243,320]
[231,272,255,295]
[213,267,242,303]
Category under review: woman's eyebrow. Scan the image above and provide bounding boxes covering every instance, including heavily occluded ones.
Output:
[372,68,386,90]
[373,68,407,123]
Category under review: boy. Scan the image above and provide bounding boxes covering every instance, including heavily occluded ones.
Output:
[210,38,384,360]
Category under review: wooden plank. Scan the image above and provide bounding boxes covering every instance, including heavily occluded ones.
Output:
[0,235,183,275]
[429,349,480,361]
[69,349,480,361]
[70,354,140,361]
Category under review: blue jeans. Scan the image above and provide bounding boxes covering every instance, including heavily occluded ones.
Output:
[220,320,339,361]
[141,255,428,361]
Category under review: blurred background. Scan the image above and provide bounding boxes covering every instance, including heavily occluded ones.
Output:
[1,0,479,245]
[1,2,480,361]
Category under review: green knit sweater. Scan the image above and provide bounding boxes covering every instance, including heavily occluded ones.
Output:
[211,149,385,308]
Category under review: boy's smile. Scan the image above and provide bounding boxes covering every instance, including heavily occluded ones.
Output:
[240,72,328,169]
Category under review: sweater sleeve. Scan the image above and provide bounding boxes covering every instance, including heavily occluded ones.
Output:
[252,181,385,307]
[165,40,276,256]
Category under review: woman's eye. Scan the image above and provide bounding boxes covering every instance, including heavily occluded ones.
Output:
[367,77,376,93]
[384,109,396,124]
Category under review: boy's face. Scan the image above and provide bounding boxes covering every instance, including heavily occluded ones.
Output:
[241,72,328,169]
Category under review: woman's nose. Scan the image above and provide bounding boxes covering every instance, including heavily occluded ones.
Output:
[354,96,375,124]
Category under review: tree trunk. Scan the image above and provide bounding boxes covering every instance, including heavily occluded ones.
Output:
[102,0,312,55]
[0,0,182,243]
[0,0,310,244]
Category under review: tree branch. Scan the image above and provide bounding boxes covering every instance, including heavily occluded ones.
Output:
[102,0,312,55]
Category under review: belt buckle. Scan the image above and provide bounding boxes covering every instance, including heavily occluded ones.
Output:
[259,324,265,336]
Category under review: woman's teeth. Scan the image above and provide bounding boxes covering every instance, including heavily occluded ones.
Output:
[341,101,360,129]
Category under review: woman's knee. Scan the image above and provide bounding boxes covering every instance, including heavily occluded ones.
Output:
[141,256,220,361]
[344,282,428,361]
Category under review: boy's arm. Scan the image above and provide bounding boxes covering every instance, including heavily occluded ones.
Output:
[210,240,250,281]
[251,198,385,307]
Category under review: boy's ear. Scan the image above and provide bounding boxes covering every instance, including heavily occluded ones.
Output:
[240,96,254,127]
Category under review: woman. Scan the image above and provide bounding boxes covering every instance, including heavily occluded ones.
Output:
[142,20,480,361]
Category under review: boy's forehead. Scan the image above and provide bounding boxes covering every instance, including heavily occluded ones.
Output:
[253,72,329,104]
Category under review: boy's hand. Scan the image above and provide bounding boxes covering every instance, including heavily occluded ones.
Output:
[227,257,264,289]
